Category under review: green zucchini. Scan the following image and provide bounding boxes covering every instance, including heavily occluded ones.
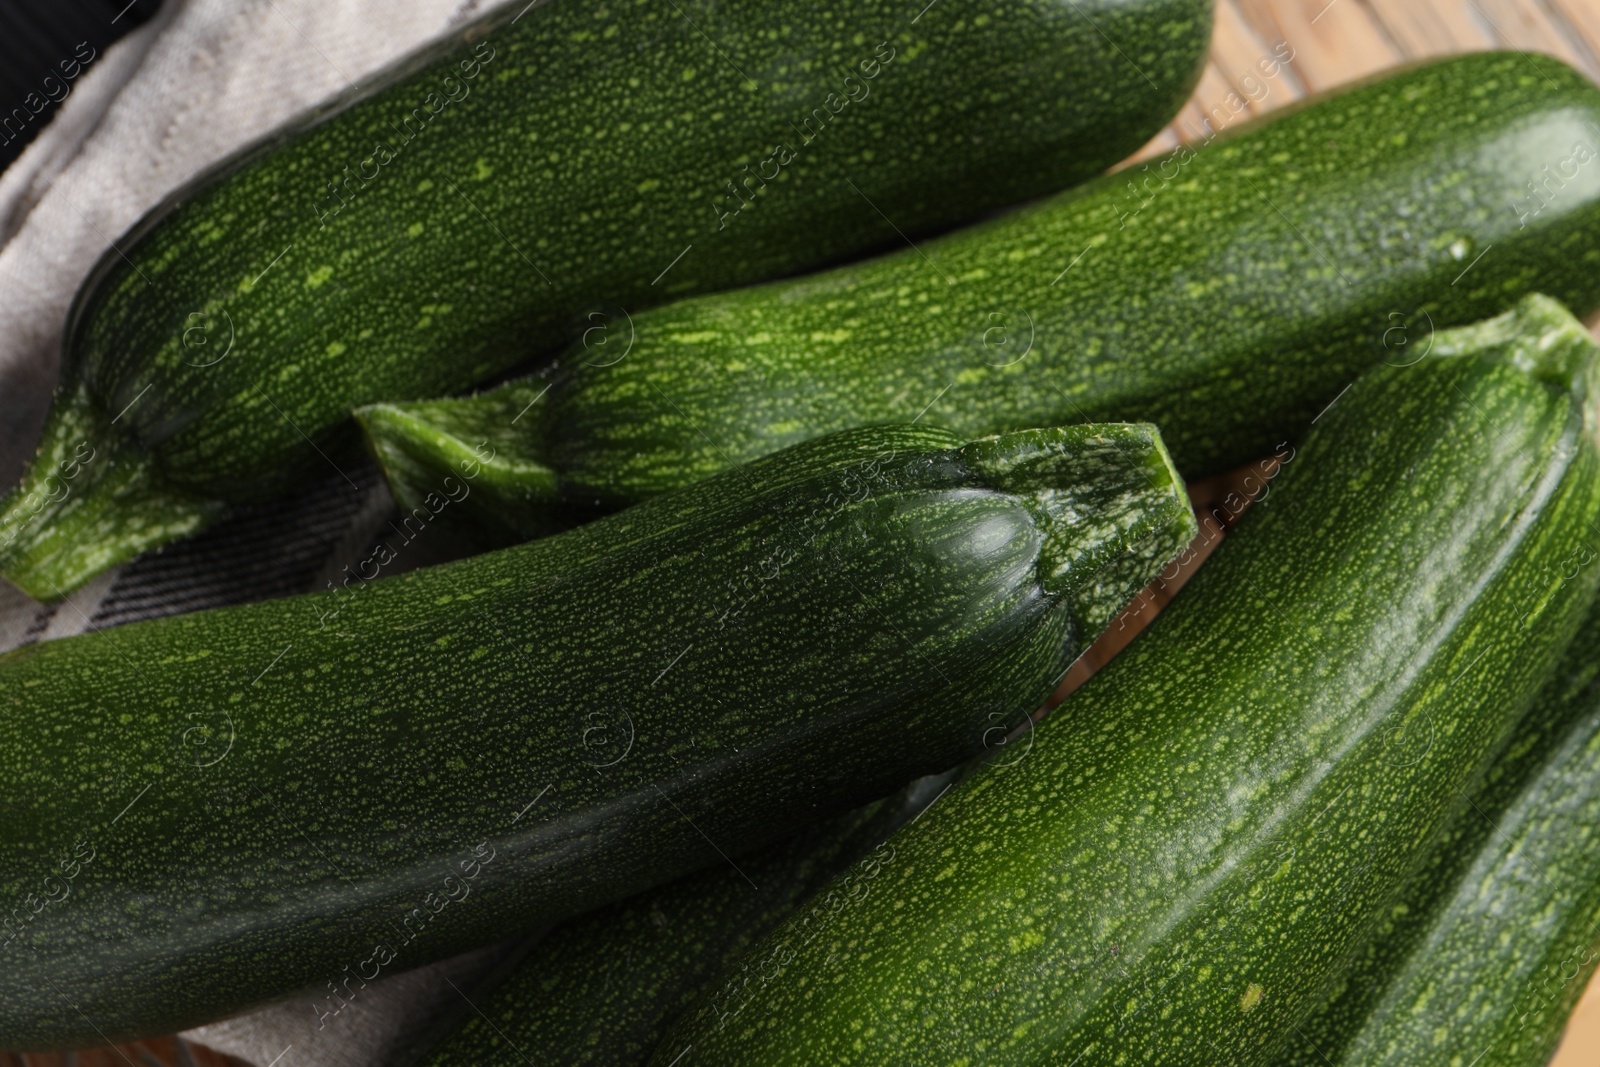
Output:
[414,772,956,1067]
[0,0,1213,600]
[358,51,1600,544]
[649,295,1600,1067]
[0,420,1193,1048]
[1274,598,1600,1067]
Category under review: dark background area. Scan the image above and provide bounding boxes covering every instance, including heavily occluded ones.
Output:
[0,0,163,171]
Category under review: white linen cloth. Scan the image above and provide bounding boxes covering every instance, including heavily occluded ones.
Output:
[0,2,526,1063]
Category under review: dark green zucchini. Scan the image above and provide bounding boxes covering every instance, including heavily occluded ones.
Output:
[358,51,1600,543]
[649,295,1600,1067]
[0,420,1194,1049]
[1273,598,1600,1067]
[0,0,1213,600]
[413,772,956,1067]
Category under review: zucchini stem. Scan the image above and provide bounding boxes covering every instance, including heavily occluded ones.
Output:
[355,377,561,545]
[1432,292,1600,431]
[960,423,1196,638]
[0,378,222,601]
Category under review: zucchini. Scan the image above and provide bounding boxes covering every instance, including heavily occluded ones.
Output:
[415,772,955,1067]
[1274,598,1600,1067]
[357,51,1600,543]
[0,0,1213,600]
[0,420,1194,1048]
[649,295,1600,1067]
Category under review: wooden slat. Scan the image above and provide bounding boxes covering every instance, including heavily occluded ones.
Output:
[1180,6,1306,135]
[1555,976,1600,1065]
[1473,0,1596,71]
[1231,0,1405,90]
[1173,60,1261,141]
[1119,125,1181,167]
[1544,0,1600,70]
[1121,0,1305,164]
[1361,0,1495,56]
[1211,0,1310,100]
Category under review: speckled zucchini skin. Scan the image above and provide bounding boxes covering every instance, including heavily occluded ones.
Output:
[360,51,1600,542]
[415,773,954,1067]
[0,421,1194,1049]
[1274,600,1600,1067]
[0,0,1213,599]
[649,296,1600,1067]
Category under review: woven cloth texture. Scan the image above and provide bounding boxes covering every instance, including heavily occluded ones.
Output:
[0,1,524,1063]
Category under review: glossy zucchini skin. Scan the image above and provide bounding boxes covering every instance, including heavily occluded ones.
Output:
[359,51,1600,542]
[415,773,955,1067]
[649,296,1600,1067]
[0,0,1213,599]
[1275,599,1600,1067]
[0,421,1193,1049]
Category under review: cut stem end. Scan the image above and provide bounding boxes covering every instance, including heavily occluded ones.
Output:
[961,422,1196,640]
[0,379,222,601]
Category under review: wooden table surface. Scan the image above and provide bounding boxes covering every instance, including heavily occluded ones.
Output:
[8,1,1600,1064]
